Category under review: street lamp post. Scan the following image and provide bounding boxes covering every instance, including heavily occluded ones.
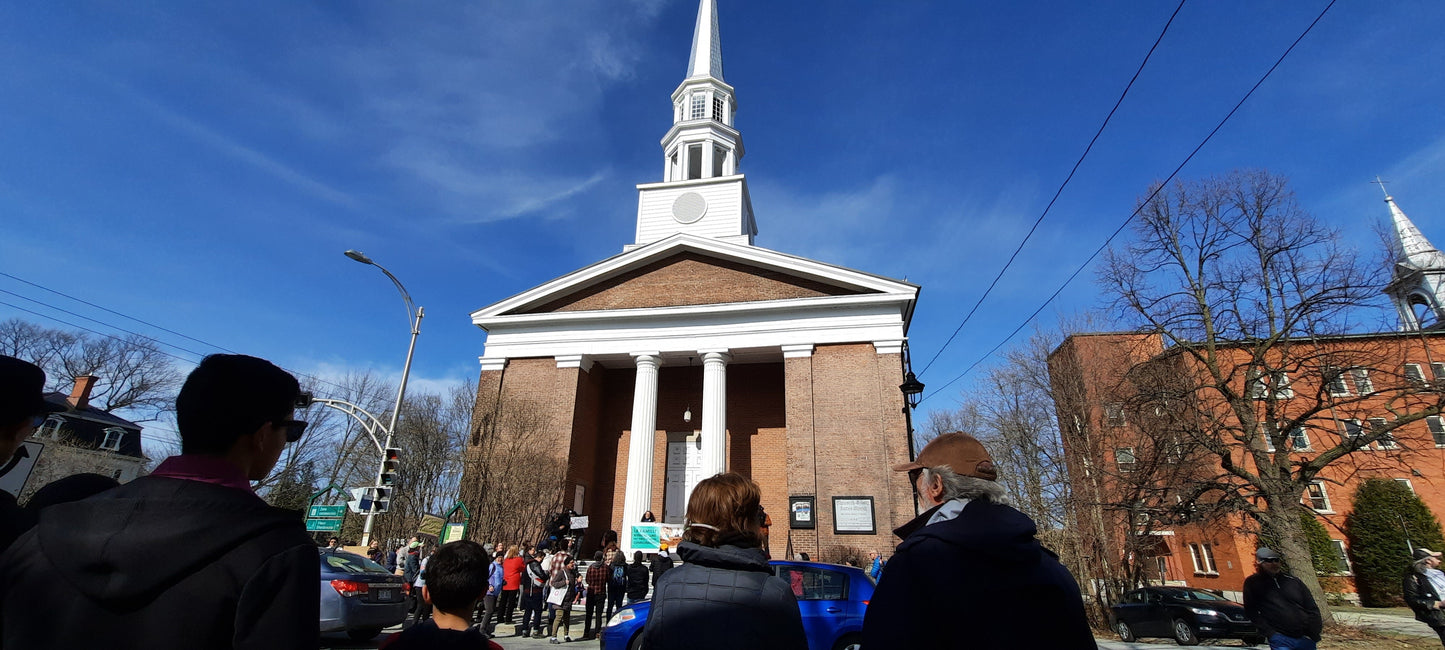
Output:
[899,365,925,515]
[346,250,424,546]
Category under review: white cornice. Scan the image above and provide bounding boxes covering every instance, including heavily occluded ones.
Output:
[470,233,918,321]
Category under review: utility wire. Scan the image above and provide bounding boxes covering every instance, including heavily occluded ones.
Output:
[0,283,355,398]
[916,0,1188,377]
[919,0,1337,405]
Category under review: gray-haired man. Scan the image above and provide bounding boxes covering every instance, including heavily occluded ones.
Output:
[861,432,1095,649]
[1404,547,1445,646]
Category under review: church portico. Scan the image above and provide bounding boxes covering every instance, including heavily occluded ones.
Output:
[463,0,921,561]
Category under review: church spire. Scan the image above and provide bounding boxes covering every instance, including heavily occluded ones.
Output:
[1382,183,1445,270]
[1379,181,1445,331]
[686,0,724,82]
[628,0,755,251]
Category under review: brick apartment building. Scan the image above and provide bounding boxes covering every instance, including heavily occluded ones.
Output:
[460,0,920,559]
[1047,192,1445,602]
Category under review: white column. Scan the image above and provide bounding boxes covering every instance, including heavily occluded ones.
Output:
[700,349,730,477]
[622,352,661,532]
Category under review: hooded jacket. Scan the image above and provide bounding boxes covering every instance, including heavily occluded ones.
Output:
[1243,569,1322,640]
[862,498,1096,650]
[0,475,318,650]
[640,541,806,650]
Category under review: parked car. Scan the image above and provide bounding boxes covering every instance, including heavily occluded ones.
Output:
[319,548,410,640]
[1110,586,1263,646]
[601,559,872,650]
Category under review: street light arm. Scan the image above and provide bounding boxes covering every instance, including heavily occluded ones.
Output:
[371,262,417,327]
[309,398,389,454]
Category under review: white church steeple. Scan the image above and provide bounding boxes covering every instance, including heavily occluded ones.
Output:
[1380,181,1445,330]
[629,0,756,251]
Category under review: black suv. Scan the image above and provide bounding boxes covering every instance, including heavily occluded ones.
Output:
[1110,586,1263,646]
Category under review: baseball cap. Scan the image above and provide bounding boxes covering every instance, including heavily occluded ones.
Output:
[0,356,65,422]
[1256,548,1282,561]
[1414,548,1442,561]
[892,431,998,481]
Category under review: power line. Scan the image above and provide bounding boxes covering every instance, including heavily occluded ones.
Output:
[0,298,204,367]
[916,0,1188,377]
[920,0,1338,405]
[0,288,214,360]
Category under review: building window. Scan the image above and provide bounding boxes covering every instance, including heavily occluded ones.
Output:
[1405,363,1426,385]
[1288,427,1311,451]
[690,93,706,120]
[1433,362,1445,385]
[1115,447,1137,473]
[1369,418,1398,449]
[100,428,124,452]
[1330,540,1352,574]
[1324,368,1350,397]
[1340,419,1364,443]
[1250,371,1293,399]
[1396,478,1415,494]
[1105,403,1126,427]
[687,143,703,180]
[1164,438,1185,463]
[712,95,725,122]
[1351,368,1374,394]
[713,145,727,178]
[1189,543,1218,575]
[1430,416,1445,447]
[1306,481,1332,512]
[39,416,64,439]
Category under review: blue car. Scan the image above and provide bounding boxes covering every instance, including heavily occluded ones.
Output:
[601,559,872,650]
[318,548,410,640]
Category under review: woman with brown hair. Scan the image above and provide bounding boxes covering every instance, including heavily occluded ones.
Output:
[640,473,806,650]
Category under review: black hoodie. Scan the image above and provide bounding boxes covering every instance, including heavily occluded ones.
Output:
[0,475,318,650]
[862,499,1096,650]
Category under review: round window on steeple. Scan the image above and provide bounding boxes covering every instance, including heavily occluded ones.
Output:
[672,192,708,224]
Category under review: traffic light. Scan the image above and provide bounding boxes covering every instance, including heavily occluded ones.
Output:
[371,486,392,513]
[381,447,401,487]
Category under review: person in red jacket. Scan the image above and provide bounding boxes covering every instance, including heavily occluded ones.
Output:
[500,545,524,625]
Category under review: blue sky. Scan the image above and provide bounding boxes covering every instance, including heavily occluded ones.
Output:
[3,1,1444,453]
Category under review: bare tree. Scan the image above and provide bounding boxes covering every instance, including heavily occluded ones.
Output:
[1096,169,1445,619]
[460,394,568,547]
[0,318,182,421]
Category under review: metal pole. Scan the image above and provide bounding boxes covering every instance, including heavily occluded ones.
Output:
[361,305,422,546]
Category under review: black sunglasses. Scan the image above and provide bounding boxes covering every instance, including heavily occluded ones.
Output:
[1260,558,1281,564]
[276,419,308,443]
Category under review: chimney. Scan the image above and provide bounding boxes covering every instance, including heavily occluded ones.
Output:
[68,375,99,409]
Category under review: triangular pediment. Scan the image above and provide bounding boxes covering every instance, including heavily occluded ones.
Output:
[472,234,915,320]
[522,251,865,313]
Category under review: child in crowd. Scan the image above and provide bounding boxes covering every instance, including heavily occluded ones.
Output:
[382,541,499,650]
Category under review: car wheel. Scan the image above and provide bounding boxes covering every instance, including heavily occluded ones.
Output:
[832,633,863,650]
[1171,619,1199,646]
[1114,620,1136,642]
[346,627,382,641]
[628,631,644,650]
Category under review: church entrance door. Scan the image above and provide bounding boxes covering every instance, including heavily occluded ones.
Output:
[664,432,702,524]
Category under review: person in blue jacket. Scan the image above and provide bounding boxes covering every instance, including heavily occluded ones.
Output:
[863,432,1096,649]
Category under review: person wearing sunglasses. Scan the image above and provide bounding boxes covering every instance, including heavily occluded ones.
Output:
[1,353,319,650]
[0,356,68,553]
[1243,547,1322,649]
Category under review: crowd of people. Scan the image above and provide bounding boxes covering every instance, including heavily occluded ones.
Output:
[0,352,1439,650]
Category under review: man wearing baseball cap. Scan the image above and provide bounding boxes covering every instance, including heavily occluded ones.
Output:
[0,356,67,552]
[1243,547,1322,649]
[1403,547,1445,646]
[861,432,1095,649]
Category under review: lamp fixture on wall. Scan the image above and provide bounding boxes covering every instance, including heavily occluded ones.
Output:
[683,356,694,423]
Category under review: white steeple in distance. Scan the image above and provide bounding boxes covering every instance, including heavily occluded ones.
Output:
[628,0,756,251]
[1380,180,1445,330]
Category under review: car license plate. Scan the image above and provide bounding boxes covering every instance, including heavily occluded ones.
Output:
[375,588,396,602]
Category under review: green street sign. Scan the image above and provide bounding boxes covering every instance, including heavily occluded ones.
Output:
[306,518,343,532]
[308,505,346,519]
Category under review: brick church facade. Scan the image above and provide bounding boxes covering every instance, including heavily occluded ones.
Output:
[461,0,919,560]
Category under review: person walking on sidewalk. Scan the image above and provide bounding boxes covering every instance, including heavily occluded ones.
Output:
[546,556,579,644]
[1404,547,1445,647]
[517,549,548,639]
[1243,547,1322,650]
[582,551,609,640]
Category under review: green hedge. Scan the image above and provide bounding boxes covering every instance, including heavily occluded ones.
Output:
[1343,478,1445,607]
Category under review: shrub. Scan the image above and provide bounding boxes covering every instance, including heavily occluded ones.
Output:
[1343,478,1445,607]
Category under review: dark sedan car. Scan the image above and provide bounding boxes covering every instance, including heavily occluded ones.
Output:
[1111,586,1263,646]
[318,548,410,640]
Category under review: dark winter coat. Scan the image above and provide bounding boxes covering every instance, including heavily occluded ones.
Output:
[862,499,1096,650]
[625,560,650,600]
[1403,568,1445,628]
[640,541,807,650]
[403,550,422,584]
[520,559,547,608]
[1242,570,1323,641]
[650,552,675,587]
[0,490,32,555]
[0,475,318,650]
